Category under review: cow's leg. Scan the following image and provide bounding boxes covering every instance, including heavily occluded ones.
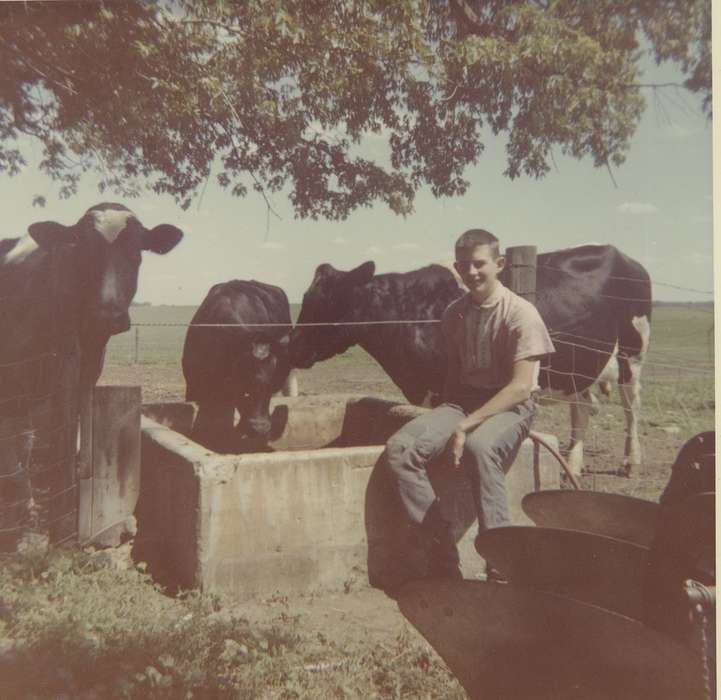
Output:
[281,369,299,397]
[588,391,600,417]
[618,357,643,478]
[617,315,650,478]
[567,389,594,476]
[192,400,235,452]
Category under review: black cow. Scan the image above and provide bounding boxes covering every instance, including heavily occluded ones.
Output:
[182,280,293,452]
[289,245,652,476]
[0,203,183,550]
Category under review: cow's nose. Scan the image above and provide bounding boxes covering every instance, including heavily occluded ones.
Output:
[246,416,271,438]
[97,309,131,334]
[288,339,312,369]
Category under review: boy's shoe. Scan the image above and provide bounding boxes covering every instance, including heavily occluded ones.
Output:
[423,499,462,581]
[426,557,463,581]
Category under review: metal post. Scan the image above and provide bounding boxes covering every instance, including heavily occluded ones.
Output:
[505,246,537,305]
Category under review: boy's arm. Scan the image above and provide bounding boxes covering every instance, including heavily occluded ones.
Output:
[447,358,537,468]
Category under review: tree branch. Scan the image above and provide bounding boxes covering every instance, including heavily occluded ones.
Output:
[605,161,618,189]
[216,87,282,224]
[5,44,78,96]
[627,82,686,89]
[173,18,245,37]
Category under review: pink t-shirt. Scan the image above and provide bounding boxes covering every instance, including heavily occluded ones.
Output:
[441,282,555,395]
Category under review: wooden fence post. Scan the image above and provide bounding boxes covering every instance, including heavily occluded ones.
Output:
[505,246,537,304]
[77,385,141,545]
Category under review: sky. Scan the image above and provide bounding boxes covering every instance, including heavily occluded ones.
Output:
[2,52,715,306]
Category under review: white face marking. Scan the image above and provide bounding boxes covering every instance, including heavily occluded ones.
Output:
[100,266,121,305]
[4,235,39,265]
[90,209,134,242]
[251,342,270,360]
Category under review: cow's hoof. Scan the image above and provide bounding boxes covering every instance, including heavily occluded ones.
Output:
[560,471,582,487]
[617,465,632,478]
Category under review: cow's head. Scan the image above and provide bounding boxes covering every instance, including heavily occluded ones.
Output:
[289,261,375,369]
[237,334,291,439]
[28,203,183,339]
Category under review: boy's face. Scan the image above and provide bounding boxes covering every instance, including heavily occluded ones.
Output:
[453,244,505,301]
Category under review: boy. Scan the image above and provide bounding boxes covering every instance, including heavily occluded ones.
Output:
[385,228,555,580]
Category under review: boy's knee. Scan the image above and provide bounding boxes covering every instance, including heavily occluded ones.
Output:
[385,432,412,475]
[464,438,497,467]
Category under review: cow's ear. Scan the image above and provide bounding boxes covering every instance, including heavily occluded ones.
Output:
[143,224,183,254]
[27,221,78,248]
[346,261,375,287]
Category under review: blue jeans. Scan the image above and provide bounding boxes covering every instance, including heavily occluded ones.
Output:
[385,399,535,532]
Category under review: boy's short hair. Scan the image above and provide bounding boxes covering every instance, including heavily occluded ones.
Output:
[455,229,501,259]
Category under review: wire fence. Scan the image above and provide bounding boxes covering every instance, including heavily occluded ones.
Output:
[101,304,715,471]
[0,344,80,554]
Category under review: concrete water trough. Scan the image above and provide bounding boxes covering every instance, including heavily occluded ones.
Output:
[136,394,560,598]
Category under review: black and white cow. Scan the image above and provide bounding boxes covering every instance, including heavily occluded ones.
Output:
[289,245,652,476]
[182,280,294,452]
[0,203,183,549]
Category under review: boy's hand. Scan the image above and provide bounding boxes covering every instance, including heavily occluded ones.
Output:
[447,428,466,469]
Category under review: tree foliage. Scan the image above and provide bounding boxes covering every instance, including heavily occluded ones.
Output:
[0,0,711,219]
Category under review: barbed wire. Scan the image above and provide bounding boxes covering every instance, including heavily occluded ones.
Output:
[0,482,77,515]
[0,421,73,445]
[0,464,29,480]
[0,273,712,302]
[547,339,714,374]
[0,351,58,369]
[0,391,60,409]
[548,329,714,366]
[535,390,711,418]
[53,530,80,546]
